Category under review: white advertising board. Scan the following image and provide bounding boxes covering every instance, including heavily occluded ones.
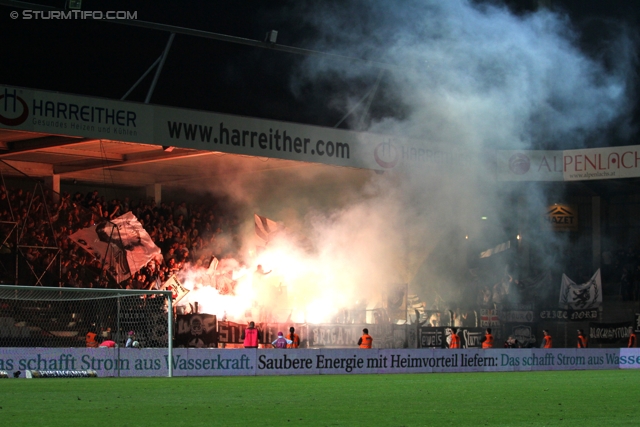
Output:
[0,84,472,174]
[0,348,634,377]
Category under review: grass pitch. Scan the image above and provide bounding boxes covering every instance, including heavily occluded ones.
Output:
[1,370,639,426]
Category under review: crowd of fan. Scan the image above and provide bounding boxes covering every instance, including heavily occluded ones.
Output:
[0,185,241,289]
[605,248,640,301]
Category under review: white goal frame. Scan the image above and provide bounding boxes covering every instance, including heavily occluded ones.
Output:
[0,285,174,377]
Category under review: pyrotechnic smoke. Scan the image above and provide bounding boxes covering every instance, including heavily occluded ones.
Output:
[178,0,635,322]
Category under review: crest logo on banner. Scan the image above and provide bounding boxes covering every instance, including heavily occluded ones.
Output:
[480,309,500,328]
[559,269,602,309]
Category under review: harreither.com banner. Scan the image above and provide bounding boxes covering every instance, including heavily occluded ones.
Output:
[0,85,472,173]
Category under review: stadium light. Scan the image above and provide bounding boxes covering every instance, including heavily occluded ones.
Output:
[66,0,81,10]
[265,30,278,44]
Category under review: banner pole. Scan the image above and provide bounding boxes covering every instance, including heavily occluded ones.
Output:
[168,294,173,378]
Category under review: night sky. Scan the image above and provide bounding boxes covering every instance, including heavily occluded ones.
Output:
[0,0,638,145]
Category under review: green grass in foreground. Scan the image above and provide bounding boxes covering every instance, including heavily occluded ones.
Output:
[1,370,639,427]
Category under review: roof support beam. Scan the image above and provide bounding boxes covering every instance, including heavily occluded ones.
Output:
[54,149,215,175]
[0,136,97,158]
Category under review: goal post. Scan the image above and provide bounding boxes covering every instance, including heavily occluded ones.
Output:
[0,285,173,377]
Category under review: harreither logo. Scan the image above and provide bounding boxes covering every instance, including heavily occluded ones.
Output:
[374,141,399,169]
[0,89,29,126]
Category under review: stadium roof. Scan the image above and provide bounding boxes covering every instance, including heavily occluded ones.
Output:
[0,127,327,188]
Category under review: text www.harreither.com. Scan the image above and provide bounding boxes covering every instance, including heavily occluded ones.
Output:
[167,121,351,159]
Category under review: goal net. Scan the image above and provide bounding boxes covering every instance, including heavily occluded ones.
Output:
[0,285,173,373]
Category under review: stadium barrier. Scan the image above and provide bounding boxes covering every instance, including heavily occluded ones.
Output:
[1,347,640,377]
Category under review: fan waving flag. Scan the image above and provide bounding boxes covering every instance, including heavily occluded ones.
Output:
[161,275,190,304]
[559,269,602,309]
[69,212,160,283]
[254,214,279,251]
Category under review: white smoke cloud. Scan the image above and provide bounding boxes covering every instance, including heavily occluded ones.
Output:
[177,0,635,323]
[294,0,634,148]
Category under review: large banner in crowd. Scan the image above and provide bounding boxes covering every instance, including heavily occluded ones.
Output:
[69,212,161,283]
[589,321,633,345]
[559,270,602,310]
[2,348,640,378]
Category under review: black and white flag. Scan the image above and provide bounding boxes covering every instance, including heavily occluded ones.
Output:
[559,269,602,309]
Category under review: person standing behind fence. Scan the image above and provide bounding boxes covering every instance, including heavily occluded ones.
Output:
[358,328,373,349]
[577,329,588,348]
[286,326,300,348]
[272,331,292,349]
[541,330,553,348]
[481,328,494,349]
[85,331,99,348]
[241,321,261,348]
[629,327,637,348]
[449,328,461,349]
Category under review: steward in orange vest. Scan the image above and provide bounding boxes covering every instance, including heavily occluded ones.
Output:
[482,328,494,349]
[85,332,99,348]
[287,326,300,349]
[577,329,588,348]
[542,330,553,348]
[449,328,460,349]
[358,328,372,349]
[629,327,637,348]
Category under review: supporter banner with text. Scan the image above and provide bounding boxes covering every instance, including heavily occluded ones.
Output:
[538,308,600,322]
[589,321,633,344]
[1,348,639,377]
[419,327,485,349]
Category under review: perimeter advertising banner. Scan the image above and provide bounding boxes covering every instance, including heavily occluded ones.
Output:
[1,348,638,377]
[150,105,474,173]
[0,86,153,142]
[0,84,473,174]
[497,147,640,182]
[563,146,640,181]
[3,84,638,180]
